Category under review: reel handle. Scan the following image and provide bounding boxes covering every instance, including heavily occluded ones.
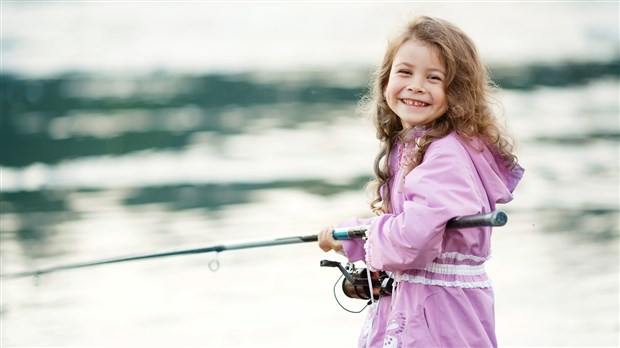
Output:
[320,260,358,285]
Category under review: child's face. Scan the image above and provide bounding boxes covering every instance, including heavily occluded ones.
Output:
[384,39,448,129]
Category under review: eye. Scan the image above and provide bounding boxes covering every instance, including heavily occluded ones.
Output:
[428,75,442,81]
[397,69,412,75]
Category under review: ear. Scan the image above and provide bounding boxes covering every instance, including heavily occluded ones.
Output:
[382,82,389,101]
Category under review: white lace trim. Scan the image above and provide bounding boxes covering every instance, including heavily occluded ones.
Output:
[436,251,490,263]
[394,274,493,289]
[423,262,486,276]
[363,228,377,272]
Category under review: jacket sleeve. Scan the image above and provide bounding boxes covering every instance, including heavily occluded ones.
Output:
[337,216,376,262]
[365,138,486,272]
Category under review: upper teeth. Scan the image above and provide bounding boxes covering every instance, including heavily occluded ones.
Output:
[403,99,427,106]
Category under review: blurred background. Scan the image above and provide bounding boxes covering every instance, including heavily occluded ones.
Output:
[1,2,618,347]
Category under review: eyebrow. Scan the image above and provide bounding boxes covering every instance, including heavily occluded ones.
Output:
[394,62,446,76]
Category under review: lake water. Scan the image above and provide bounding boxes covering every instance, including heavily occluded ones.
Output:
[1,2,619,347]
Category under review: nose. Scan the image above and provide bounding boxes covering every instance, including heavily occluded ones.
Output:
[407,77,426,93]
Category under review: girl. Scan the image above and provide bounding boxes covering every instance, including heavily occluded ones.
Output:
[318,16,524,348]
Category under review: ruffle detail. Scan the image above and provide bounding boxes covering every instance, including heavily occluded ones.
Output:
[363,222,378,272]
[393,251,492,288]
[436,251,491,263]
[394,273,493,289]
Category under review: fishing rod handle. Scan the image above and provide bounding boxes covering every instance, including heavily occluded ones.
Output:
[332,226,368,240]
[332,210,507,240]
[446,210,507,228]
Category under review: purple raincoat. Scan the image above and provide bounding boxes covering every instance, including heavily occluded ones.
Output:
[340,131,524,348]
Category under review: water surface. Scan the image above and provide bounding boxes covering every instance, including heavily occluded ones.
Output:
[1,2,618,347]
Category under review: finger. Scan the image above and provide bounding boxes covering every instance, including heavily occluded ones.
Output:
[318,226,335,252]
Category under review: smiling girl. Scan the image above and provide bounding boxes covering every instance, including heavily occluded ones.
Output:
[318,16,524,347]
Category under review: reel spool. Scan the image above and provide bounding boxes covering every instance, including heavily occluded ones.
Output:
[320,260,393,300]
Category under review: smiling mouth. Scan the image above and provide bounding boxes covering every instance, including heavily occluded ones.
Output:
[401,99,429,107]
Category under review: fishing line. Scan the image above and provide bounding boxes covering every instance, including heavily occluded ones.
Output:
[331,274,369,314]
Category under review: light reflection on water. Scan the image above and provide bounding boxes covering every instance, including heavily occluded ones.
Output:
[2,2,618,75]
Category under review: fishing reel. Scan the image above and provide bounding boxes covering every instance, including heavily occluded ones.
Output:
[320,260,393,301]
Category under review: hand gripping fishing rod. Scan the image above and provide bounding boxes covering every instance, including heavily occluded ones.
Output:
[2,211,507,279]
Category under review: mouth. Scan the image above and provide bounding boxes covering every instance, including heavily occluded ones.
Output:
[401,98,429,107]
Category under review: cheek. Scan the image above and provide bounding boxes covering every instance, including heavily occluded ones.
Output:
[384,81,398,102]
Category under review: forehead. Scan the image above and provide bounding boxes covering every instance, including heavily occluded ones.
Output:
[393,39,445,69]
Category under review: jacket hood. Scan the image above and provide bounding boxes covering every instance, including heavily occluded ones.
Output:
[457,135,524,205]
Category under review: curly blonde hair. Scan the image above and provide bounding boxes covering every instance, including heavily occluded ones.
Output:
[364,16,518,214]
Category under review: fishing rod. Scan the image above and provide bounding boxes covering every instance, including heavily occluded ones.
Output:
[1,210,507,279]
